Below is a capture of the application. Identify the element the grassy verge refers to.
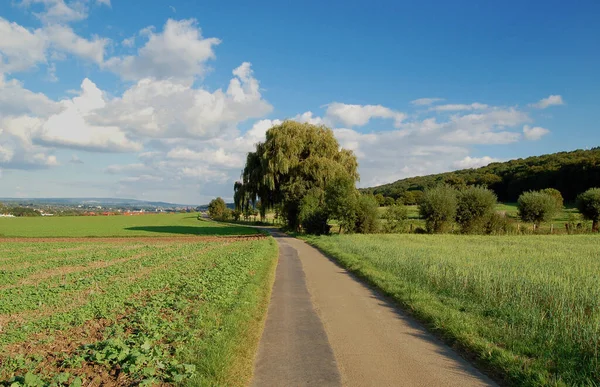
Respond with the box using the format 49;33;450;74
301;234;600;386
0;236;278;386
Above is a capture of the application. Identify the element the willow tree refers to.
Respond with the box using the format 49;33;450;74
238;121;359;231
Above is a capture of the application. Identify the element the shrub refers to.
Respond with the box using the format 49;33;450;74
374;193;385;207
517;191;560;226
382;205;408;233
484;212;516;235
208;197;227;220
354;195;380;233
577;188;600;232
419;185;457;233
383;197;396;207
325;175;358;233
299;189;330;235
231;210;242;221
541;188;564;209
456;186;497;233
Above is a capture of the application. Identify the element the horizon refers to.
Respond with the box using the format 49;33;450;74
1;1;599;204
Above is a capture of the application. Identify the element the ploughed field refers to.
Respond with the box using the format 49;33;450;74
303;233;600;386
0;214;277;386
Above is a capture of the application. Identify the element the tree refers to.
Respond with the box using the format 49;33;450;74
374;193;385;207
383;197;395;207
239;121;358;232
455;186;497;233
325;175;358;233
354;195;380;233
419;185;457;233
577;188;600;232
541;188;564;209
400;191;415;205
299;188;330;235
208;197;227;220
382;205;408;233
517;191;560;226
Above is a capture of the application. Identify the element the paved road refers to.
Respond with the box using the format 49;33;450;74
252;231;497;387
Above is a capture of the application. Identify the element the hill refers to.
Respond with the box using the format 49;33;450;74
362;147;600;202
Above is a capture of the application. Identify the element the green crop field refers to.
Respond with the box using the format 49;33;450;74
0;213;257;238
302;233;600;386
0;216;277;386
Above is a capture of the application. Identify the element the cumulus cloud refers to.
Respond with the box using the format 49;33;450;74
325;103;406;127
104;19;221;81
410;97;444;106
523;125;550;140
530;95;564;109
430;103;489;112
92;62;272;139
0;17;109;74
452;156;501;169
19;0;111;24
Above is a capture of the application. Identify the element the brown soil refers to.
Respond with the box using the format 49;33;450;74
0;235;266;243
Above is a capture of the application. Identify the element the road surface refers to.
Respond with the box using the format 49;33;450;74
252;230;496;387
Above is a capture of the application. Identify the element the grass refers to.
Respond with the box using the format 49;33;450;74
0;217;278;386
302;233;600;386
0;213;257;237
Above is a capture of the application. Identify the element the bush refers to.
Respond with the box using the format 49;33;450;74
354;195;380;233
383;197;395;207
374;193;385;207
456;186;497;233
484;212;516;235
577;188;600;232
325;175;358;233
208;197;228;220
541;188;564;209
517;191;560;226
382;205;408;233
299;189;330;235
419;185;457;233
231;210;242;221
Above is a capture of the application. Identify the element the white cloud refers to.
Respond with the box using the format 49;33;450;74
104;19;221;81
69;154;83;164
93;62;272;139
411;97;444;106
19;0;111;24
0;18;47;73
39;78;142;152
452;156;501;169
325;102;406;127
292;111;323;125
530;95;564;109
430;103;489;112
121;36;135;47
0;74;62;116
523;125;550;140
44;24;108;64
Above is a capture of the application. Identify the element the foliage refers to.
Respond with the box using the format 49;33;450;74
374;193;385;206
576;188;600;232
303;233;600;386
353;195;380;234
238;121;358;232
517;191;560;226
325;175;358;233
383;197;395;206
6;207;41;217
363;147;600;202
540;188;564;209
299;189;330;235
455;186;497;233
382;205;408;233
0;226;277;386
418;185;457;233
208;197;228;220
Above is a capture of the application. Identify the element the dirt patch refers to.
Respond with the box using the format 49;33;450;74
0;235;266;244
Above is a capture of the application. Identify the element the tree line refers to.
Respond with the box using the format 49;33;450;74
362;147;600;202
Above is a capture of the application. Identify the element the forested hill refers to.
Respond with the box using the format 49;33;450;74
362;147;600;202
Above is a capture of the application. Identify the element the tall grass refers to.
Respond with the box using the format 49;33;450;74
303;234;600;386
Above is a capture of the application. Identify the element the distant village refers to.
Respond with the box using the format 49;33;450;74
0;200;206;218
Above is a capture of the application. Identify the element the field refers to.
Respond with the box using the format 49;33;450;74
0;213;256;238
0;214;278;386
302;233;600;386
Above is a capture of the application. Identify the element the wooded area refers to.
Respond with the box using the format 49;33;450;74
363;147;600;202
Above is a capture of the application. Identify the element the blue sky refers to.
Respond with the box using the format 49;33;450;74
0;0;598;204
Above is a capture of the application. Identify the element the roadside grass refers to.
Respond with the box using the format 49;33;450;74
301;233;600;386
0;213;257;237
0;219;278;386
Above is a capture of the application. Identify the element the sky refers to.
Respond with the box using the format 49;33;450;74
0;1;599;205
